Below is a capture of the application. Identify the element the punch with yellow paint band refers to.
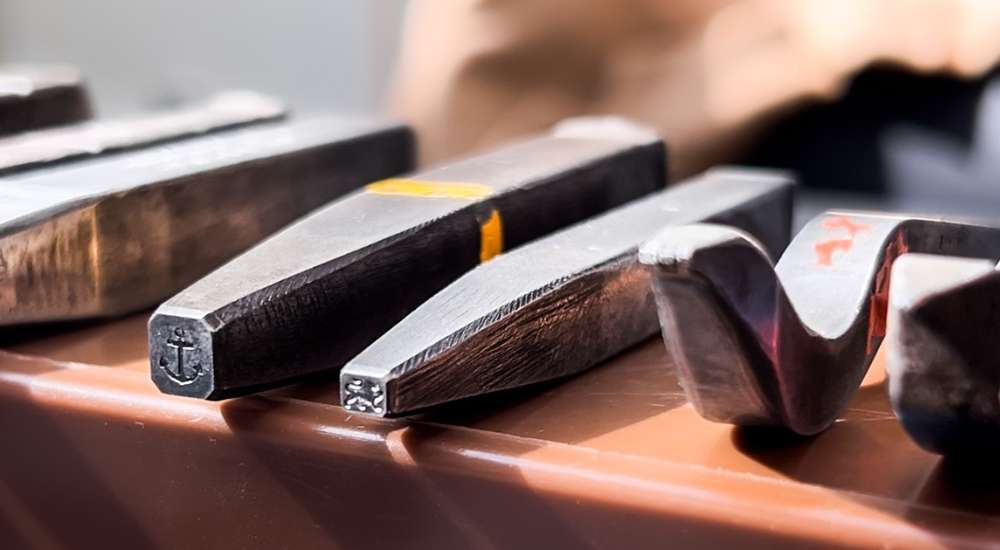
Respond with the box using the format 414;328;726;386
149;116;666;400
365;178;495;200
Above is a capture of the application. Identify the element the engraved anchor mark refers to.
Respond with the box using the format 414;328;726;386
159;327;203;385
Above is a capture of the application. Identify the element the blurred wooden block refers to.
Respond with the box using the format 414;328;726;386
0;64;92;135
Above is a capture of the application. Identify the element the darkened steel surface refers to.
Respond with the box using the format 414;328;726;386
0;116;413;326
887;254;1000;455
0;90;285;174
641;212;1000;435
341;167;793;417
149;118;667;400
0;64;92;135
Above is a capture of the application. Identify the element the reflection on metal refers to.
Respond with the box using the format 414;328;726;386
641;212;1000;435
887;254;1000;455
0;115;413;326
0;64;92;135
149;117;667;400
341;168;794;417
0;90;285;174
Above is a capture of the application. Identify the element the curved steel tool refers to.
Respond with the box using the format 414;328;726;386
0;115;412;325
887;254;1000;454
0;90;285;174
340;167;793;417
640;212;1000;435
0;64;91;135
149;117;666;399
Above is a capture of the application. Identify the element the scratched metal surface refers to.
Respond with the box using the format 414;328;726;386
0;115;413;324
0;90;285;174
149;124;666;399
0;115;397;235
341;168;793;416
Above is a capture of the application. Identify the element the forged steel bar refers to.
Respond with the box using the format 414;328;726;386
640;212;1000;436
0;115;413;325
149;117;667;400
0;90;285;174
0;64;92;135
887;254;1000;455
340;167;794;417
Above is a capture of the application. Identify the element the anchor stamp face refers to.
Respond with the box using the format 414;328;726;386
148;314;214;397
158;327;203;385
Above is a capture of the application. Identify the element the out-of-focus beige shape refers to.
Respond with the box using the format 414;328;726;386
390;0;1000;178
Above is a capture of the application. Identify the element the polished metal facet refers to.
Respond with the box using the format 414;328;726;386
0;115;413;325
341;167;794;417
149;117;667;400
641;212;1000;435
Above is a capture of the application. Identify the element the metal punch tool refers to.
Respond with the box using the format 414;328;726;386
640;212;1000;435
340;167;793;417
887;254;1000;454
0;115;413;326
149;117;667;399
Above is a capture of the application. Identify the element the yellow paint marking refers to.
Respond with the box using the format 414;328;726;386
479;209;504;263
366;178;494;200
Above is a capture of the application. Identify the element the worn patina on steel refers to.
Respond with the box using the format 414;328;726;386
0;64;92;135
0;115;413;326
149;117;667;399
887;254;1000;454
640;212;1000;436
340;168;794;417
0;90;285;174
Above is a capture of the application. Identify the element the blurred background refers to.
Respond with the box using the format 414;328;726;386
7;0;1000;224
0;1;408;115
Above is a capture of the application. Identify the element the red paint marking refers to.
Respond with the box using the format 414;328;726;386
813;216;871;266
866;231;909;355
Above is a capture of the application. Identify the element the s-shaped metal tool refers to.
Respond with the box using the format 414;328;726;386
887;254;1000;454
639;212;1000;435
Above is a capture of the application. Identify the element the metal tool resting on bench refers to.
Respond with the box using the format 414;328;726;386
0;64;92;135
640;212;1000;436
0;90;285;174
149;117;666;400
340;167;793;417
887;255;1000;455
0;115;412;325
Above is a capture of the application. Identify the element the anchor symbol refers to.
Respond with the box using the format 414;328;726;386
158;327;203;384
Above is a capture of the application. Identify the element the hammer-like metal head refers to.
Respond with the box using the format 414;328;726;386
641;211;1000;435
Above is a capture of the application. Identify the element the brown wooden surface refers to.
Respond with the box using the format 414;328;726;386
1;312;999;548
